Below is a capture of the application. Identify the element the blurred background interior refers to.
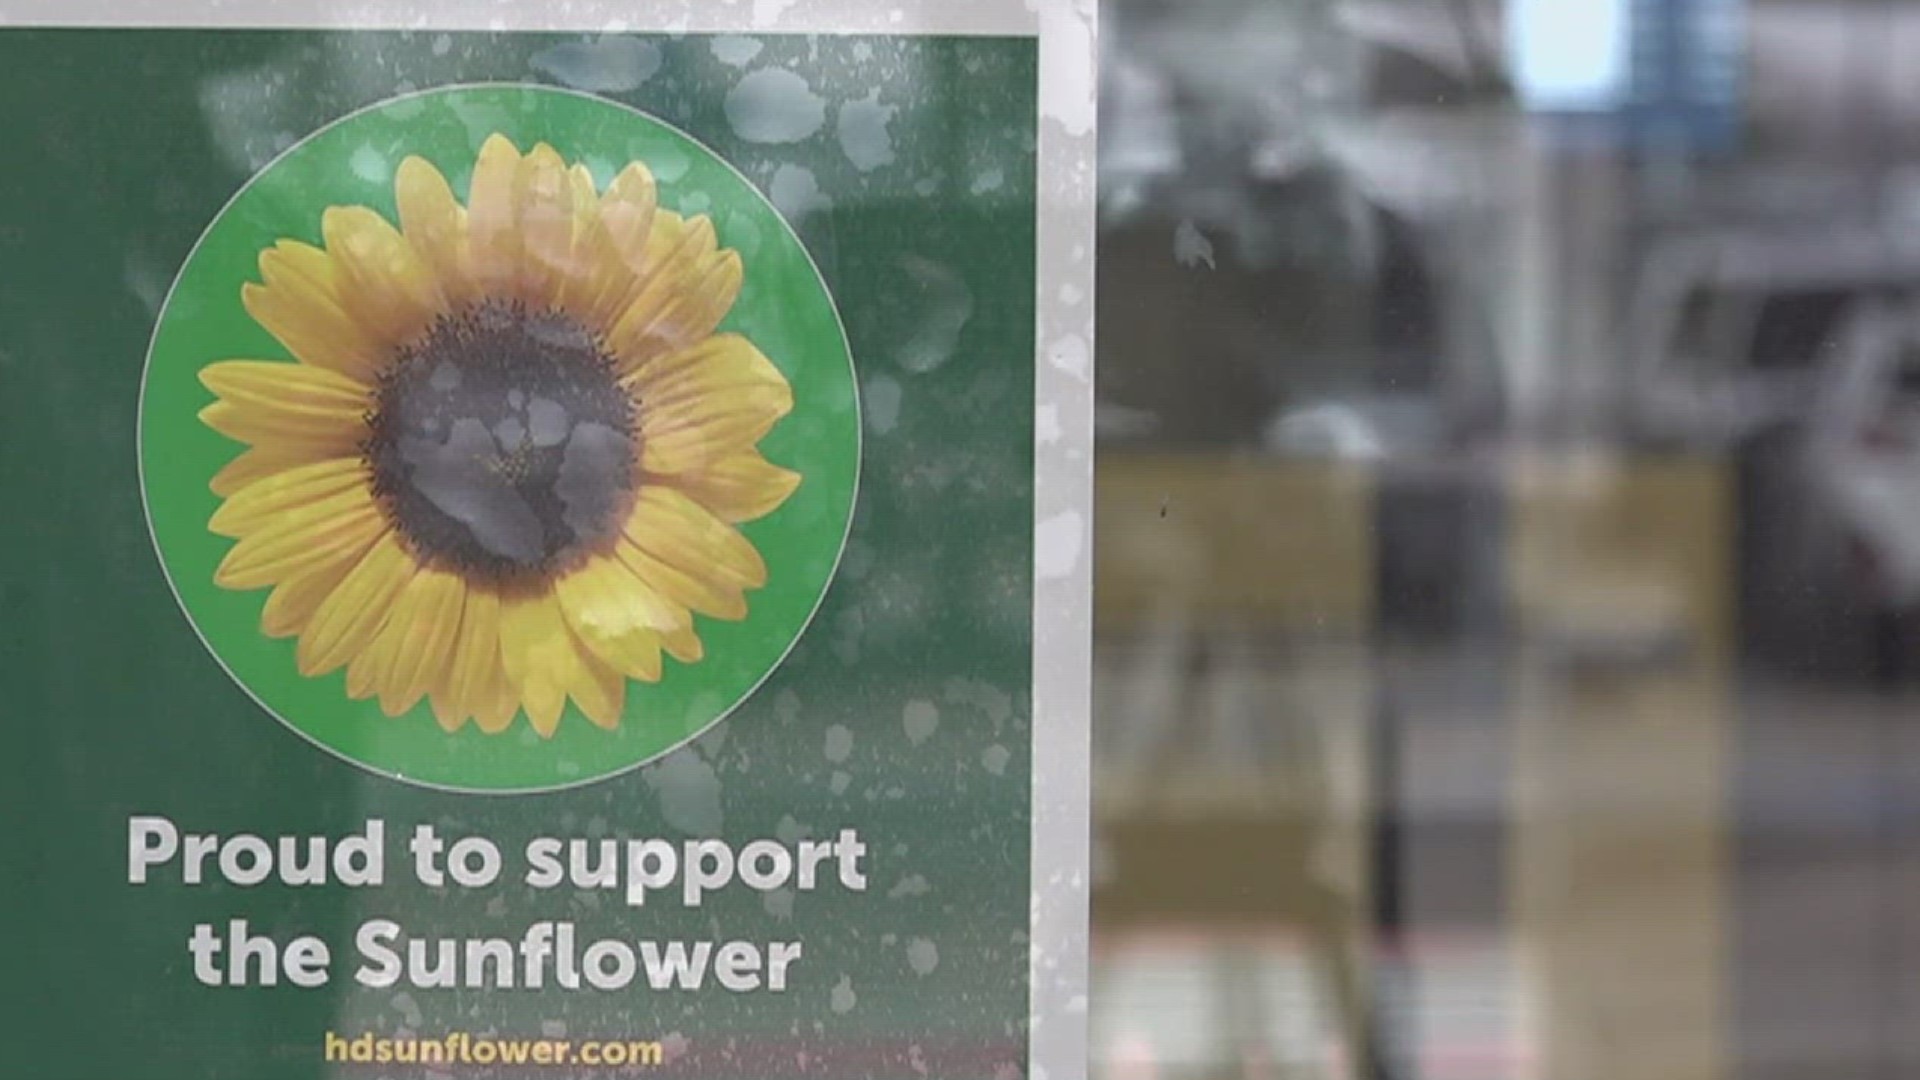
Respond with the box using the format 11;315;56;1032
1088;1;1920;1078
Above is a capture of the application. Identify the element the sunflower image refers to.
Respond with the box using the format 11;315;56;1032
196;134;800;738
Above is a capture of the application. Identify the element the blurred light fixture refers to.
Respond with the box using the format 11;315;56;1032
1506;0;1633;111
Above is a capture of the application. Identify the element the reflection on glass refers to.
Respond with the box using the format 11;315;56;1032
1094;1;1919;1077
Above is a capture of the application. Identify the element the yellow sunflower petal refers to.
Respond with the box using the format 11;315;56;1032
198;358;371;443
642;209;712;269
568;643;627;731
244;244;387;382
434;588;503;733
322;206;442;345
498;592;578;738
603;212;713;337
200;401;366;460
625;486;768;590
568;164;600;226
626;331;789;405
210;445;343;498
210;457;370;537
547;163;607;313
295;532;416;677
655;450;801;523
638;250;743;358
564;162;658;323
467;134;526;295
474;658;521;735
201;357;372;409
605;219;741;366
554;556;674;682
261;545;369;639
365;569;466;717
605;165;664;273
345;639;383;701
395;155;475;307
613;537;748;623
662;624;704;664
214;490;387;590
431;694;469;733
516;143;576;306
631;336;794;476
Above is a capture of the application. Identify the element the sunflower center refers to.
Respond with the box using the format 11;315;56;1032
365;300;639;589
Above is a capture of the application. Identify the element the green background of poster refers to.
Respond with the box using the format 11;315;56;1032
0;30;1036;1079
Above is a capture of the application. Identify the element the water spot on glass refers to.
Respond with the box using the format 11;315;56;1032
830;976;857;1014
971;168;1005;195
197;64;289;174
397;419;544;564
839;539;874;581
774;689;801;723
530;36;661;93
431;34;452;56
524;396;567;447
556;422;628;540
831;608;864;665
824;724;853;763
349;143;388;184
646;144;692;183
982;744;1012;776
837;90;897;173
1048;334;1090;380
660;1033;689;1062
642;750;724;835
768;163;830;224
719;213;765;259
864;375;903;434
751;0;799;27
1036;510;1084;579
775;814;812;843
903;700;939;745
725;69;826;144
829;770;851;795
888;874;931;899
491;415;526;448
906;938;940;975
894;256;974;374
1174;219;1217;269
711;36;763;67
391;991;423;1028
945;677;1013;725
1037;403;1063;445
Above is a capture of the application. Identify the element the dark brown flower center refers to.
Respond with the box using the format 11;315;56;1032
364;300;638;590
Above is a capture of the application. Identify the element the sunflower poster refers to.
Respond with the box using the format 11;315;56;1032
0;4;1094;1078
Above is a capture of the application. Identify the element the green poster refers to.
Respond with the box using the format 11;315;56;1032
1;7;1093;1079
